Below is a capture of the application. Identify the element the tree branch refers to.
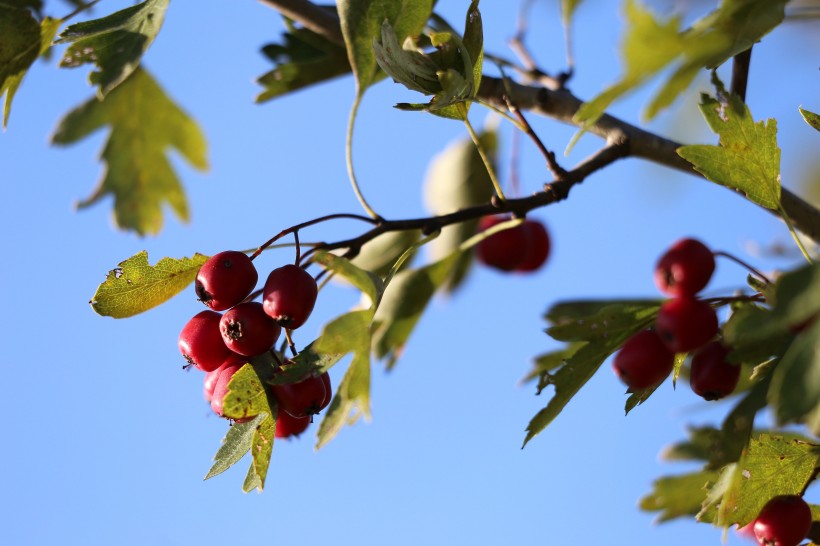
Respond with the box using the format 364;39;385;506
258;0;820;243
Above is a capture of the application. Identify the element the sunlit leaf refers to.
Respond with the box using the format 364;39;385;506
313;251;384;305
204;414;264;480
90;251;208;318
56;0;169;97
640;470;721;523
52;67;208;235
800;107;820;132
348;230;422;278
678;93;781;210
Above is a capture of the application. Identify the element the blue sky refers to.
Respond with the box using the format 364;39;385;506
1;0;818;544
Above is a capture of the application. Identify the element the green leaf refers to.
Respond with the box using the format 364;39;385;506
90;251;208;318
461;0;482;97
337;0;433;95
624;382;660;415
313;251;384;306
271;342;346;386
52;67;208;235
546;301;661;342
700;434;820;527
244;414;276;493
348;230;421;278
800;107;820;132
522;343;583;386
423;129;497;292
204;414;264;480
718;374;772;468
640;470;721;523
770;318;820;426
1;10;59;128
256;24;351;103
561;0;584;26
545;299;661;325
222;363;276;422
372;19;440;95
55;0;169;97
678;93;781;210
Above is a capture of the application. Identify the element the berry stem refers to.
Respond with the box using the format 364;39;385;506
284;329;298;357
463;116;506;202
293;231;301;266
712;251;773;285
346;94;382;220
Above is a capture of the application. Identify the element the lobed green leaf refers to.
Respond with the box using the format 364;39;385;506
640;470;721;523
313;251;384;306
546;301;661;343
90;251;208;318
204;414;264;480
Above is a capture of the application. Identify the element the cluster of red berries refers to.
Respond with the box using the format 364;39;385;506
613;238;740;399
742;494;814;546
178;251;329;438
475;215;551;273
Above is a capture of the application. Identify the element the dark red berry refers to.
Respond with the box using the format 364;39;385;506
210;356;248;418
689;341;740;400
753;495;812;546
516;220;551;272
220;302;282;356
655;297;718;353
275;410;311;439
262;264;318;330
195;251;258;311
475;216;529;271
204;366;222;402
179;310;234;372
612;329;676;390
654;238;715;297
271;373;331;418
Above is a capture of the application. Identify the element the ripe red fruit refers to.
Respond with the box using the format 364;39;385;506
203;367;222;402
475;216;528;271
220;302;282;356
689;341;740;400
271;372;332;418
612;329;676;390
753;495;812;546
275;410;311;439
195;251;258;311
179;310;234;372
516;220;551;272
655;297;718;353
262;264;318;330
209;357;248;418
654;238;715;296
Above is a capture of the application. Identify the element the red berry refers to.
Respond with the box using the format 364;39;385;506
271;372;331;418
654;238;715;297
203;366;222;402
516;220;551;272
209;356;247;418
195;251;258;311
179;310;234;372
220;302;282;356
655;297;718;353
753;495;812;546
475;216;529;271
262;264;318;330
689;341;740;400
612;329;676;390
275;410;311;439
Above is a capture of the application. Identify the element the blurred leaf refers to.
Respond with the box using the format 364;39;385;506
678;93;781;210
561;0;584;26
204;414;264;480
546;301;661;342
55;0;169;97
461;0;482;97
770;319;820;426
256;24;351;103
722;304;792;363
0;9;59;128
800;107;820;132
313;251;384;305
272;342;345;385
640;470;721;523
671;351;687;387
522;343;583;386
718;374;772;468
661;426;727;464
348;229;421;278
52;67;208;235
338;0;433;95
90;251;208;318
545;299;661;325
625;382;660;415
423;128;496;292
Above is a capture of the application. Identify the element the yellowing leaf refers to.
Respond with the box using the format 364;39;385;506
56;0;169;97
90;251;208;318
52;67;208;235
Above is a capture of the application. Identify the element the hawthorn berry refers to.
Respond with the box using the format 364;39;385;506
753;495;813;546
475;216;528;271
654;238;715;297
516;219;551;272
262;264;318;330
612;329;676;390
179;310;234;372
203;366;222;402
220;302;282;356
271;372;331;418
209;356;247;418
195;251;258;311
689;341;740;401
275;410;311;439
655;297;718;353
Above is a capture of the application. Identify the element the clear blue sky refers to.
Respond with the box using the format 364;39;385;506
1;0;817;544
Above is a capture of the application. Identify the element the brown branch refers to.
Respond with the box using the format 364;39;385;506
257;0;820;243
731;47;753;102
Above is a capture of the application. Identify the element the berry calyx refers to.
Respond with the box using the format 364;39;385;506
262;264;318;330
195;251;258;311
220;302;282;356
753;495;812;546
516;219;551;272
654;238;715;297
655;297;718;353
689;341;740;401
179;310;234;372
271;372;332;418
612;329;676;390
275;410;311;439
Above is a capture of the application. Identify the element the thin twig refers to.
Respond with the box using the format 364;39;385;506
713;250;772;285
730;47;753;102
504;93;567;179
